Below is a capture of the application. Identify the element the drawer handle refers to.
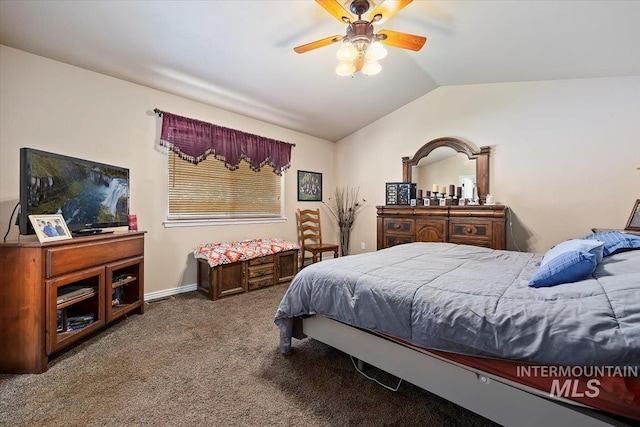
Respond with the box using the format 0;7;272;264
394;224;402;229
465;227;473;234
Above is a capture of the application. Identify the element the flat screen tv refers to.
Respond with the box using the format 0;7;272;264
19;148;130;235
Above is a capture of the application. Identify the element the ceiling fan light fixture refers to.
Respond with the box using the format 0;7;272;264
336;60;356;77
295;0;426;77
336;41;358;61
361;59;381;76
366;41;387;61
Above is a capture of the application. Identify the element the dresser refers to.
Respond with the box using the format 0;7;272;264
377;205;508;250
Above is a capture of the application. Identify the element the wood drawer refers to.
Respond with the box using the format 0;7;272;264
449;220;492;244
248;275;274;291
249;255;274;265
249;263;274;278
385;235;415;247
46;236;144;278
384;218;414;235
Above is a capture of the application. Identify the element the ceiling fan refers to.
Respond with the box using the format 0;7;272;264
294;0;427;76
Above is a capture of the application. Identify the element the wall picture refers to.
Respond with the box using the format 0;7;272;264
625;199;640;231
297;170;322;202
29;214;72;243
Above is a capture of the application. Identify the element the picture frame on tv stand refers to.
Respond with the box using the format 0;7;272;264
28;214;72;243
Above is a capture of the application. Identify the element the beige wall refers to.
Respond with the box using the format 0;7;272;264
337;77;640;254
3;45;639;296
0;46;336;295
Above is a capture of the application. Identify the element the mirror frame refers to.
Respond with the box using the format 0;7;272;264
402;137;490;203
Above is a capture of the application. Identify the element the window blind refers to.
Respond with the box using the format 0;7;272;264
167;152;283;219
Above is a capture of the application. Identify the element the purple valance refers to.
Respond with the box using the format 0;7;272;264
157;110;294;175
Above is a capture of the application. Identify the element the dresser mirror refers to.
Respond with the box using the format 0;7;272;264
402;137;490;203
414;149;476;199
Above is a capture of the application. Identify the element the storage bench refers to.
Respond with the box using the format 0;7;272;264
194;238;299;301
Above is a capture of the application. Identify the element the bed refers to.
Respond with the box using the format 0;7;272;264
274;234;640;426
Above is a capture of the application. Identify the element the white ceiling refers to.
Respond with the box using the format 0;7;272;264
1;0;639;142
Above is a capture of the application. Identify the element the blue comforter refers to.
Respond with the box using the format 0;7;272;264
275;243;640;367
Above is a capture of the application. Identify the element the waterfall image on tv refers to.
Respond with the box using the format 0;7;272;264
20;148;130;234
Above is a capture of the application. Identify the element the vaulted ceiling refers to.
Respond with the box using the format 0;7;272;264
1;1;638;142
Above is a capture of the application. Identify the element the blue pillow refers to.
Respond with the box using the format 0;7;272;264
540;239;605;266
581;232;640;257
529;251;597;288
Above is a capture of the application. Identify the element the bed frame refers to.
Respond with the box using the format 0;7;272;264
300;315;633;427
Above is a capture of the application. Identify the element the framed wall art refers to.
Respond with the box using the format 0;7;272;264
625;199;640;232
29;214;73;243
297;170;322;202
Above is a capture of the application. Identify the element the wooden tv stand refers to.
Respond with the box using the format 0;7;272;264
0;231;145;374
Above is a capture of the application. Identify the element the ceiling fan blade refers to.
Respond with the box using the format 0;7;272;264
316;0;352;24
378;29;426;51
369;0;413;25
294;35;343;54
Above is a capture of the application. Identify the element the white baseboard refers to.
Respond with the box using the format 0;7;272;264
144;283;197;302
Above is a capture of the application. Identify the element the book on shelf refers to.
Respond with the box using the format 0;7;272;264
57;286;94;305
66;314;94;330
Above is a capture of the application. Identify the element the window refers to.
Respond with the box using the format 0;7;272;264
156;109;293;226
167;152;284;224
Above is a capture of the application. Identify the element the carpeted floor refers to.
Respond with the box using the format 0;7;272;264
0;285;497;427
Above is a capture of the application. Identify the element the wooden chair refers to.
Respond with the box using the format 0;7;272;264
297;208;339;267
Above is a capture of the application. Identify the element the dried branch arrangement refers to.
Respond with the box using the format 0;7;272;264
323;187;365;255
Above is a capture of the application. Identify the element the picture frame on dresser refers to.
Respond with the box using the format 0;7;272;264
28;214;72;243
625;199;640;231
385;182;416;205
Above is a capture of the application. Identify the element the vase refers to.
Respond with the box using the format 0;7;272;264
339;225;351;256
